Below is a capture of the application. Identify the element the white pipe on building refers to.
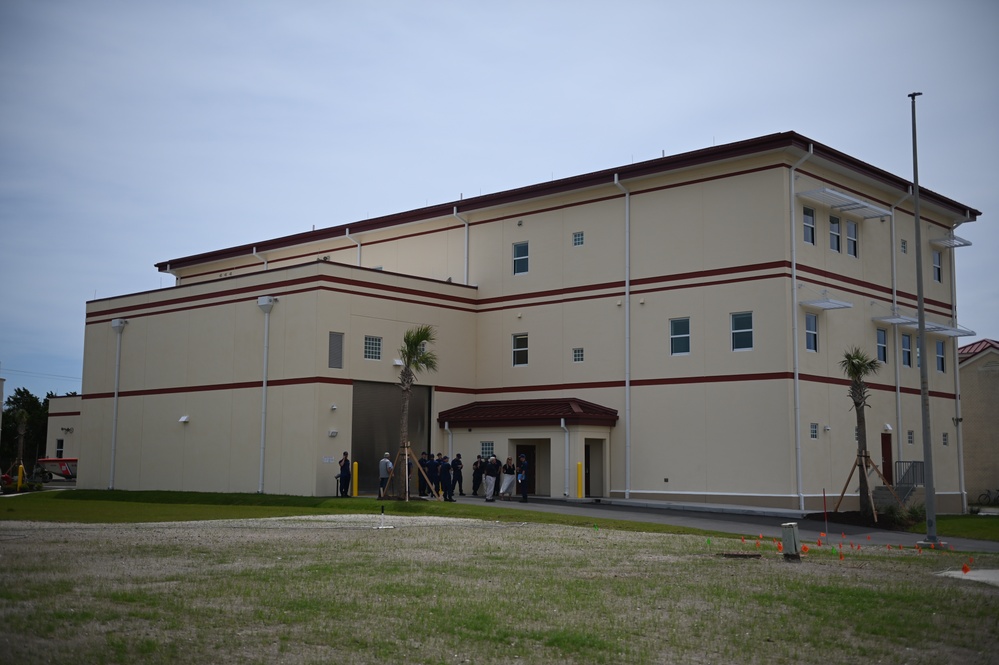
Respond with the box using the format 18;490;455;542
789;145;812;512
453;207;470;285
613;174;632;500
561;417;569;497
444;421;453;458
257;296;277;493
890;192;911;465
108;318;128;490
950;217;969;513
345;228;361;265
252;246;268;270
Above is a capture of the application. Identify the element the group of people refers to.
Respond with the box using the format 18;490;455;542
361;449;529;503
471;453;529;503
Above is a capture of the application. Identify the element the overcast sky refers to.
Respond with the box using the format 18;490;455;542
1;0;996;400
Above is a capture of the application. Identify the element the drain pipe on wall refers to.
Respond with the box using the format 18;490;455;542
252;246;268;270
890;192;911;465
108;318;128;490
345;228;361;265
613;174;632;499
789;145;812;512
453;207;470;284
561;418;569;497
444;421;453;459
257;296;277;494
951;215;973;513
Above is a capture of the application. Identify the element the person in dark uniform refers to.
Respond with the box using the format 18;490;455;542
471;455;484;496
451;453;465;496
418;451;429;497
338;451;351;497
426;453;440;498
440;455;454;501
517;453;529;503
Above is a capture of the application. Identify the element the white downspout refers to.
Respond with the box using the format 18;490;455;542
561;418;569;497
252;246;268;270
453;208;470;285
951;217;970;513
345;228;361;266
890;192;911;465
613;174;632;499
789;145;812;512
108;318;128;490
444;421;453;459
257;296;277;493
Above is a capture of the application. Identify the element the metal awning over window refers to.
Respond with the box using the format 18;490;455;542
871;315;976;337
798;188;891;219
930;236;972;250
800;298;853;311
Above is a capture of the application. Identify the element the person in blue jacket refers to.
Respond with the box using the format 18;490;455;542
517;453;529;503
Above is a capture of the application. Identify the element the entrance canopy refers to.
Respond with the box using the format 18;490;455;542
437;398;618;429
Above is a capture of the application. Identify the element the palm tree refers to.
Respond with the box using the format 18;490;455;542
398;325;439;453
839;346;880;522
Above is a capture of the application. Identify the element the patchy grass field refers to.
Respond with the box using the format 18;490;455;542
1;511;997;665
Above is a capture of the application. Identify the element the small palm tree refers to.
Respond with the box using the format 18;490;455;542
398;325;439;452
840;346;880;522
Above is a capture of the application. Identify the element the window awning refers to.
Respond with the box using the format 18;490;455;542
871;315;976;337
930;236;972;250
800;298;853;311
798;188;891;219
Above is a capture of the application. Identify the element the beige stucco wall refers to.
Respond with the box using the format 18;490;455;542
961;350;999;501
45;394;81;460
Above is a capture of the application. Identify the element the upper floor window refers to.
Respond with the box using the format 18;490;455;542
329;332;345;369
907;430;915;445
805;313;818;352
572;231;584;247
513;334;529;366
901;239;908;254
731;312;753;351
809;423;818;440
572;347;584;363
513;242;529;275
932;251;942;282
942;432;949;447
670;318;690;355
846;221;858;257
364;335;382;360
829;216;841;252
803;207;815;245
936;339;945;372
902;334;912;367
876;328;888;364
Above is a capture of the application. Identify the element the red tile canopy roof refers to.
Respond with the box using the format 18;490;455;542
438;398;618;429
959;339;999;361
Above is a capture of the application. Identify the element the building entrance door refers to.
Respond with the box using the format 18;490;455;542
880;433;893;485
515;445;536;494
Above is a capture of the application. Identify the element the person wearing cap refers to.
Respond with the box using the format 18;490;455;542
378;452;393;499
417;451;429;497
440;455;454;501
338;451;351;497
516;453;529;503
451;453;465;496
483;455;500;502
471;455;484;496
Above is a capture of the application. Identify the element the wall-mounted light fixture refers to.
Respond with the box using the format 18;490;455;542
60;427;74;434
328;429;338;438
823;425;832;432
883;423;892;432
393;359;404;366
179;415;190;424
330;404;337;411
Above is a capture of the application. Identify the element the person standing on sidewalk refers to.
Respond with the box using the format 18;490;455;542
517;453;529;503
451;453;465;496
378;452;393;499
483;456;500;502
338;451;351;497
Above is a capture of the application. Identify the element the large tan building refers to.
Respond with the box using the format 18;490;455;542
958;339;999;504
73;132;981;511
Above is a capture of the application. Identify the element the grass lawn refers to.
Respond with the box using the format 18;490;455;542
1;490;997;664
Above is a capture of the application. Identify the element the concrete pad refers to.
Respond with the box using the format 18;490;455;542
938;568;999;588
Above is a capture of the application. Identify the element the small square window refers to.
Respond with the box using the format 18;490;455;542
513;334;529;366
480;441;494;458
363;335;382;360
829;216;841;252
572;231;584;247
809;423;818;440
907;430;915;445
902;334;912;367
942;432;949;447
731;312;753;351
572;347;584;363
846;221;858;258
670;318;690;355
803;207;815;245
901;239;908;254
876;328;888;364
936;339;945;372
513;242;529;275
805;312;818;352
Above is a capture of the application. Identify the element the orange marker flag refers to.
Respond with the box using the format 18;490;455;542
931;543;935;549
866;535;871;540
816;538;822;547
777;542;783;553
801;544;809;554
888;545;892;550
841;532;846;539
839;552;844;561
755;540;761;548
820;532;826;538
759;533;763;540
970;557;975;564
962;564;970;574
899;545;904;550
741;536;745;543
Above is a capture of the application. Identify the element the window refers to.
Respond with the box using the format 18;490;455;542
942;432;949;447
731;312;753;351
480;441;494;458
846;221;858;257
932;250;942;282
829;216;841;252
572;347;584;362
902;334;912;367
809;423;818;440
363;335;382;360
572;231;584;247
328;332;344;369
805;313;818;352
670;317;690;355
936;340;945;372
56;439;64;458
907;430;915;445
901;239;908;254
803;207;815;244
876;329;888;364
513;334;529;366
513;242;529;275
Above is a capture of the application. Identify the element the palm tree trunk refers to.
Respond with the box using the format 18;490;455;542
855;400;874;521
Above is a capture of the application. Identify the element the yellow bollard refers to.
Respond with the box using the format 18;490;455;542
352;461;358;497
17;464;25;492
576;462;583;499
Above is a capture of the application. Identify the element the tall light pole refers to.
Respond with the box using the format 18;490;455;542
909;92;940;545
